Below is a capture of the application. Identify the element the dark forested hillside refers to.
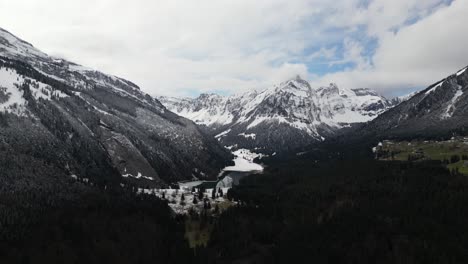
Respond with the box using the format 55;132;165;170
196;157;468;264
0;27;233;187
357;65;468;140
0;27;233;262
4;135;468;264
0;180;194;264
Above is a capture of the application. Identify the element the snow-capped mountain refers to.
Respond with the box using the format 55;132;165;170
0;27;232;186
159;76;396;153
361;65;468;139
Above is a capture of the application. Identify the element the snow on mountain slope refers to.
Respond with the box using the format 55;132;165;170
360;65;468;139
0;66;69;114
223;149;264;172
0;27;232;186
0;67;27;114
159;75;395;153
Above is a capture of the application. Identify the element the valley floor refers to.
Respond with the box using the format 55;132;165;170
223;148;264;172
375;137;468;174
138;148;264;215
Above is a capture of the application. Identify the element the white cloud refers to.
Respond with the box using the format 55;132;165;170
0;0;465;97
0;0;326;96
312;0;468;96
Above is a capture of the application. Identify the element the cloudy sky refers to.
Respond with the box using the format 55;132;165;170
0;0;466;97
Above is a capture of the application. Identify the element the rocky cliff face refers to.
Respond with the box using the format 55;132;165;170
0;27;232;187
159;76;395;153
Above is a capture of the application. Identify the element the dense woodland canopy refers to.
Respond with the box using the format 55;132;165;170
2;135;468;263
201;159;468;263
1;54;468;263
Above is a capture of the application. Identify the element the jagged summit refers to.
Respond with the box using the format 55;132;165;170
279;74;310;88
159;77;396;153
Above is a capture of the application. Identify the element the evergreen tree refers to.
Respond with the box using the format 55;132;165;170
451;155;461;163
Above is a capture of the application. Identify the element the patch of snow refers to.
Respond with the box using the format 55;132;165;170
332;110;375;123
442;87;463;119
223;149;263;172
426;81;443;95
0;67;26;114
139;186;233;215
122;171;154;181
395;91;417;104
224;145;237;150
216;176;234;188
29;81;68;100
456;67;467;76
0;67;69;115
33;67;67;83
238;132;256;139
179;181;205;188
215;129;231;138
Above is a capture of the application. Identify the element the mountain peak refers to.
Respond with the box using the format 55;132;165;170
197;93;224;100
289;75;309;85
294;74;304;81
0;27;47;60
278;75;311;93
161;76;393;153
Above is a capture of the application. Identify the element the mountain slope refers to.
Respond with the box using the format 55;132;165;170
159;76;395;153
362;65;468;139
0;27;232;187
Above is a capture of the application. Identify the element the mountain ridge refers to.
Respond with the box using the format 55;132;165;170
0;27;232;187
361;64;468;139
159;76;398;154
